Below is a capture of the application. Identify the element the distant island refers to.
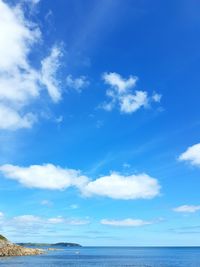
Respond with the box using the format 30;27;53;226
0;234;81;257
17;242;81;247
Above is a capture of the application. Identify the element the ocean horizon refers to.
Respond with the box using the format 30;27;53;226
1;246;200;266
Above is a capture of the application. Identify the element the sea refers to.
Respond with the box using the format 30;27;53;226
1;246;200;267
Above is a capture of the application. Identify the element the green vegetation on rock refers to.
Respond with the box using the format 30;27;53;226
0;235;7;241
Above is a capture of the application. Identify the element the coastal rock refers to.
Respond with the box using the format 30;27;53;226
0;244;43;257
0;235;10;248
0;235;43;257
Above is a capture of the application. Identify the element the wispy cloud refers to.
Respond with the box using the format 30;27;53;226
40;46;62;103
173;205;200;213
0;213;90;240
123;163;131;169
100;218;153;227
12;215;90;226
66;75;89;92
169;225;200;234
70;204;79;210
21;0;40;6
152;92;162;103
41;200;53;207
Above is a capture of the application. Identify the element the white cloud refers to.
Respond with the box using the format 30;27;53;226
0;0;39;71
173;205;200;213
101;72;161;114
103;72;138;94
0;164;160;200
0;0;62;130
152;92;162;103
0;164;88;190
120;91;148;113
101;218;152;227
178;143;200;167
40;46;62;103
83;172;160;200
0;0;40;103
0;212;4;218
0;104;36;130
66;75;89;92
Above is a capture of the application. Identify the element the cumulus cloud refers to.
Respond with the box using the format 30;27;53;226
103;72;138;94
178;143;200;167
173;205;200;213
120;91;148;113
0;0;62;130
66;75;89;92
82;172;160;200
101;72;161;114
0;164;161;200
101;218;152;227
0;164;88;190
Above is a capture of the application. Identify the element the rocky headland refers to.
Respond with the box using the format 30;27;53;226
0;235;44;257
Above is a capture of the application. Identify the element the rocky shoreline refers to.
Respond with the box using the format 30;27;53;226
0;244;44;257
0;235;44;257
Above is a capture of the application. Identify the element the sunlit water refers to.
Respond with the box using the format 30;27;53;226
1;247;200;267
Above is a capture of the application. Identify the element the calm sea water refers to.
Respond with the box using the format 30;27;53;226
1;247;200;267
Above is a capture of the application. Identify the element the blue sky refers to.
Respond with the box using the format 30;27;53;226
0;0;200;246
